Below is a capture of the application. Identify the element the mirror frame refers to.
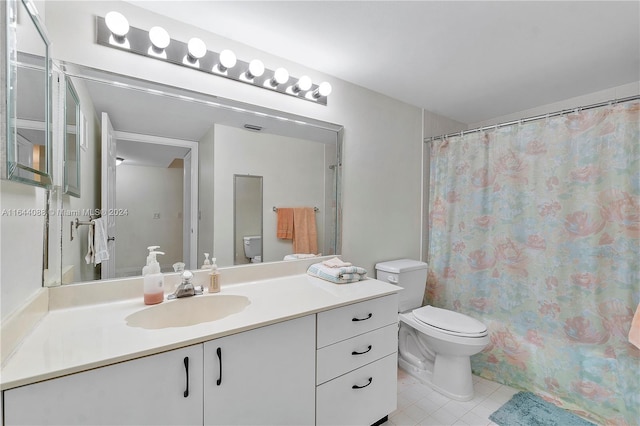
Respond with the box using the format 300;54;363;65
63;76;81;197
2;0;53;188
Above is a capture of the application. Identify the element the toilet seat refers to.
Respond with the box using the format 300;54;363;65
413;305;487;338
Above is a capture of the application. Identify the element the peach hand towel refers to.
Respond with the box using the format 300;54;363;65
629;303;640;349
292;207;318;255
277;208;294;240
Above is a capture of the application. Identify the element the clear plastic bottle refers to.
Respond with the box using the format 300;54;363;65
208;257;220;293
201;253;212;270
143;250;165;305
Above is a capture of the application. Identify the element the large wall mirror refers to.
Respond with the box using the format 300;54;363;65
2;0;52;187
54;62;342;285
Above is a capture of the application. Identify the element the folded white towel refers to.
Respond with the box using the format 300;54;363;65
322;257;352;268
307;263;367;284
93;218;110;265
284;253;320;260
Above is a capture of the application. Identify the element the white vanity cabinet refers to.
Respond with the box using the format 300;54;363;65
315;294;399;426
3;344;204;425
203;315;316;425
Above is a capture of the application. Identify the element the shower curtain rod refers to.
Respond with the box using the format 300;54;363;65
424;94;640;142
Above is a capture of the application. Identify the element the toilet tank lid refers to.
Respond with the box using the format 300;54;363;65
375;259;428;273
414;305;487;335
243;235;261;241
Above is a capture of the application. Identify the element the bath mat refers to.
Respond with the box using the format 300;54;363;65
489;391;595;426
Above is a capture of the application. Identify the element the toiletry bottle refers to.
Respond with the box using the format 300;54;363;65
144;250;165;305
209;257;220;293
202;253;212;269
142;246;161;276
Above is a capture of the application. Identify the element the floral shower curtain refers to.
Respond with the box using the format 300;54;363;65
426;100;639;425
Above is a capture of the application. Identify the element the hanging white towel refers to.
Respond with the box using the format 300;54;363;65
92;218;110;265
84;223;95;265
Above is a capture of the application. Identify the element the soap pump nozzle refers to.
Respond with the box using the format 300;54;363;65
147;251;165;274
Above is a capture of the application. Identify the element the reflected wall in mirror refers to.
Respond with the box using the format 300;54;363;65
2;0;52;187
56;63;342;285
64;76;80;196
234;175;263;265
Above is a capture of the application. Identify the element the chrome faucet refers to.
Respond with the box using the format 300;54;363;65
168;270;203;299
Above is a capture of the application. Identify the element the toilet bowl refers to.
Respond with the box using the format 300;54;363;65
398;306;489;401
375;259;489;402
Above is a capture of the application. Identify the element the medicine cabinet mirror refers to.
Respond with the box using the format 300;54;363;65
64;76;80;196
1;0;52;187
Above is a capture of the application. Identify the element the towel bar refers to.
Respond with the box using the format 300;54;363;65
273;206;319;212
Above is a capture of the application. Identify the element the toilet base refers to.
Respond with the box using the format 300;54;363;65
398;355;475;402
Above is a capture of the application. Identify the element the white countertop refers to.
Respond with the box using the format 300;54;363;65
1;274;399;390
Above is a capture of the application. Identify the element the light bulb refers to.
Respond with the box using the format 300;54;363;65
314;82;332;98
218;49;237;72
295;76;312;92
187;38;207;60
149;26;170;50
105;11;129;38
247;59;265;79
272;67;289;86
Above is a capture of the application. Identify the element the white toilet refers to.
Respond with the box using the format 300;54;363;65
243;235;262;263
376;259;489;402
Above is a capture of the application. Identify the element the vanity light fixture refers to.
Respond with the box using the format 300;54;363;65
312;82;333;99
96;15;331;105
184;37;207;67
291;75;312;94
215;49;237;74
242;59;265;81
105;11;130;48
148;26;170;58
268;67;290;88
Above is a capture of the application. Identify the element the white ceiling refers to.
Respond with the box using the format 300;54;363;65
128;1;640;124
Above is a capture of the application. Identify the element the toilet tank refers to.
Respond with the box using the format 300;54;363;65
375;259;428;312
243;235;262;258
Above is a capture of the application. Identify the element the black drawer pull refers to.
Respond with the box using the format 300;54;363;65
352;313;373;322
352;377;373;389
216;347;222;386
352;345;373;356
183;357;189;397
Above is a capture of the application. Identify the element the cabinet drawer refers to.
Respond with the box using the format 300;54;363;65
316;353;398;426
317;294;398;348
317;323;397;384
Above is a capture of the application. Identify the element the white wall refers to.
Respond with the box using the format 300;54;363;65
470;81;640;128
213;125;327;266
115;164;183;275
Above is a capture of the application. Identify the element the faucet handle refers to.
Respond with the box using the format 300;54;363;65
181;270;193;282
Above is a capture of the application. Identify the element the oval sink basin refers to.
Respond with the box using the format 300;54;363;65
125;295;251;329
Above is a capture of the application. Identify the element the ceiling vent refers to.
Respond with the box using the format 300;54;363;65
243;124;263;132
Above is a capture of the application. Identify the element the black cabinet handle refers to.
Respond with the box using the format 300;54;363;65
352;377;373;389
183;357;189;398
216;347;222;386
352;313;373;322
351;345;373;356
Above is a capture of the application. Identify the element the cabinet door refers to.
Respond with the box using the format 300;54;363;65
203;315;316;426
4;345;203;426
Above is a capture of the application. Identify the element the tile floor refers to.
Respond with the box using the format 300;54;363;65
386;368;519;426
